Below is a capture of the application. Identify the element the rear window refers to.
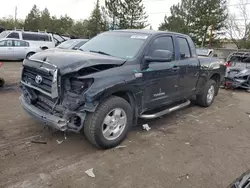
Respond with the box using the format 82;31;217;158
228;54;250;62
0;31;10;38
177;37;191;59
22;33;51;41
228;54;250;68
7;32;20;39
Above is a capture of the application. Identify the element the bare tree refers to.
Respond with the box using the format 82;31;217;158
226;0;250;49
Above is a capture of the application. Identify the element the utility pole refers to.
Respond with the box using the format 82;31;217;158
14;6;17;28
209;24;213;49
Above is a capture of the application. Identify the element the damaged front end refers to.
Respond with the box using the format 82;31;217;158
20;59;96;133
224;67;250;90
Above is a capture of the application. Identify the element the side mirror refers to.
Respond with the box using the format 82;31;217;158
145;49;173;63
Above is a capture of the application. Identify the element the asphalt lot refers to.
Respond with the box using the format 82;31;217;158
1;61;250;188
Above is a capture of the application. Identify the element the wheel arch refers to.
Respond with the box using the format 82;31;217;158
86;87;139;126
210;73;221;84
209;73;221;96
26;51;36;59
108;90;138;126
41;46;48;50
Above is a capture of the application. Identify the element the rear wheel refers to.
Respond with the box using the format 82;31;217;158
83;96;133;149
196;80;216;107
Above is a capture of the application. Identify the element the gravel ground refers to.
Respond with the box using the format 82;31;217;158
0;62;250;188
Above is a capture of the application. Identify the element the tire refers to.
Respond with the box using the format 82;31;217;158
26;52;35;59
84;96;133;149
196;79;216;107
0;77;4;87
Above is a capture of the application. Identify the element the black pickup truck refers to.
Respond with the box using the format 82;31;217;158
20;29;225;149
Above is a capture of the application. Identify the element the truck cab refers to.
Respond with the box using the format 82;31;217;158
20;29;225;149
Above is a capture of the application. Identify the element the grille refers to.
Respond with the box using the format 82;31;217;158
22;67;53;93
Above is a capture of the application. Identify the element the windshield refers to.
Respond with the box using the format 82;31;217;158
57;40;79;49
196;48;210;56
0;31;10;38
73;40;88;49
79;32;149;59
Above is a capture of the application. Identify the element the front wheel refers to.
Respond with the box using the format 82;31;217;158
83;96;133;149
196;79;216;107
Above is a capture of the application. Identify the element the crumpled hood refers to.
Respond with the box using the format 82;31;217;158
25;49;125;75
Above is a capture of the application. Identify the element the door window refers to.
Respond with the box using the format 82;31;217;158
0;40;13;47
14;40;29;47
0;41;6;47
177;37;191;59
7;32;20;39
22;33;50;41
148;36;175;59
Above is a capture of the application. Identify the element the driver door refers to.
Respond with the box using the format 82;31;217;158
0;40;14;60
142;35;180;110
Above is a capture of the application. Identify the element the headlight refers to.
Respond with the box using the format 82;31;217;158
70;78;93;94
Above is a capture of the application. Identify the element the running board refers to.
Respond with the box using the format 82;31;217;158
140;100;191;119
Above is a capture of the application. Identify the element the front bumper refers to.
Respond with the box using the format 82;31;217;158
20;95;68;131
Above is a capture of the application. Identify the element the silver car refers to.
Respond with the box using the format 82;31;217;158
0;38;41;60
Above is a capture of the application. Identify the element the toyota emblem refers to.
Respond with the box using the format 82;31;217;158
35;75;43;84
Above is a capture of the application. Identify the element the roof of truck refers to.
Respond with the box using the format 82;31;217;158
112;29;189;37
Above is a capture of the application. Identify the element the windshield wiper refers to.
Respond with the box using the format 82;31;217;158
89;50;112;56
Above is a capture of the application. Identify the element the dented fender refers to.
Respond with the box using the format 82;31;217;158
78;70;141;113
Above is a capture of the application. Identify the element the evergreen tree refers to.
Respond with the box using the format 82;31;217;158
101;6;110;31
105;0;120;29
119;0;148;29
158;2;191;34
87;0;103;37
39;8;52;31
24;5;41;31
68;20;89;38
58;15;74;34
159;0;228;46
0;17;24;30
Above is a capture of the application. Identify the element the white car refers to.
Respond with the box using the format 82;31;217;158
0;30;55;49
0;38;42;60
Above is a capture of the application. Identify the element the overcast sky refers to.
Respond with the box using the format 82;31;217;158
0;0;247;30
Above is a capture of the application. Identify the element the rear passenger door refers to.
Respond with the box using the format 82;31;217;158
177;37;199;97
13;40;29;59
